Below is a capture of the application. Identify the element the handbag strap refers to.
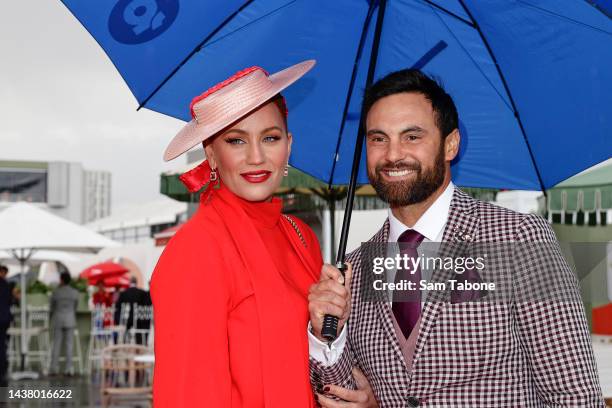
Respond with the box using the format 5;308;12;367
283;215;307;248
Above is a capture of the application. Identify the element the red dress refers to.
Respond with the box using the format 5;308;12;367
151;184;322;407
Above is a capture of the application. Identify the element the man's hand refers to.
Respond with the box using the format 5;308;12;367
316;367;379;407
309;263;353;342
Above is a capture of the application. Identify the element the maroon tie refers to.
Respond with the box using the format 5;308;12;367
392;229;425;338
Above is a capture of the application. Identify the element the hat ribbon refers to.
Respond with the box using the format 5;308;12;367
179;160;215;194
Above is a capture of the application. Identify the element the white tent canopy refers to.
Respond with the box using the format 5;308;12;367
0;201;119;378
0;249;80;264
0;202;119;252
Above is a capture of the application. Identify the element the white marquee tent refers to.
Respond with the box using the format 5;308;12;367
0;202;119;379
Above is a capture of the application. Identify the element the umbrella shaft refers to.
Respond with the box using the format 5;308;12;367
336;0;388;264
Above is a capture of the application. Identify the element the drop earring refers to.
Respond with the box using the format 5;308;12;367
284;165;289;177
210;168;218;182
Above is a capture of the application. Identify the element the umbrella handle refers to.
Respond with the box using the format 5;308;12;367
321;262;348;342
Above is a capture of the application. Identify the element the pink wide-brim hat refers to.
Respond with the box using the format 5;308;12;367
164;59;316;161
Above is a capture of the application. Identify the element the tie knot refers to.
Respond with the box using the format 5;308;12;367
398;229;425;245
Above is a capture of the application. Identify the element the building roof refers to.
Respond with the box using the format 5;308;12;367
555;159;612;188
86;196;187;232
547;159;612;211
0;160;48;170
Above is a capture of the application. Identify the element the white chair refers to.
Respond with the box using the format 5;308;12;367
7;326;46;373
87;305;119;373
127;305;153;346
26;306;50;374
7;306;44;373
109;303;131;345
100;344;153;407
7;328;21;372
9;305;19;326
117;304;131;326
7;306;20;371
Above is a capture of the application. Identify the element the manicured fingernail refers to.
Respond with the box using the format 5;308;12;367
323;386;330;392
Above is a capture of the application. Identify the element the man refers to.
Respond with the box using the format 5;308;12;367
0;265;11;386
308;69;604;407
49;272;79;376
114;277;149;344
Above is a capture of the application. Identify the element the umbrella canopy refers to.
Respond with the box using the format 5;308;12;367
59;0;611;344
0;202;119;252
101;273;131;289
59;0;612;191
80;261;129;283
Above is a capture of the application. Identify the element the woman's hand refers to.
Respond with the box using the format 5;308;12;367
316;367;379;408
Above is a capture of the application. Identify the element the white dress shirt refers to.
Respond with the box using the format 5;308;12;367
309;182;455;365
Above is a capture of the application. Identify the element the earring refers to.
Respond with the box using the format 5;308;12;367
210;168;218;182
284;165;289;177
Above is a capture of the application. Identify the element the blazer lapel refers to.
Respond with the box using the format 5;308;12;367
411;188;480;372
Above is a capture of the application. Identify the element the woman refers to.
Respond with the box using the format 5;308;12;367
151;60;322;407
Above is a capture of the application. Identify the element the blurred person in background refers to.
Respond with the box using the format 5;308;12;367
113;276;146;330
8;281;19;306
111;284;122;305
91;281;113;328
0;265;11;386
92;281;112;307
141;280;152;306
49;272;79;376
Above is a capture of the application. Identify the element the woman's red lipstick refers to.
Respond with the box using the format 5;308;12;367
240;170;272;183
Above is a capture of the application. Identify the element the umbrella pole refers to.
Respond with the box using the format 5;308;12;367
20;252;26;371
11;248;39;380
335;0;388;265
329;194;336;263
322;0;389;343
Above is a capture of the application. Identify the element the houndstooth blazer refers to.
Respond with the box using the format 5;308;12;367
310;188;604;407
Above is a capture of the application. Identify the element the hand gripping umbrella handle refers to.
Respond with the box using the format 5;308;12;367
321;262;348;342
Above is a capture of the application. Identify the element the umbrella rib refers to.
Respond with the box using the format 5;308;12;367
137;0;256;111
418;0;476;28
457;0;548;193
327;2;378;188
519;0;612;35
426;5;514;113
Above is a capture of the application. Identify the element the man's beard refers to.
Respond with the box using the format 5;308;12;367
368;144;446;207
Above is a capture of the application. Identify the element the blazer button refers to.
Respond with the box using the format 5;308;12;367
406;396;420;407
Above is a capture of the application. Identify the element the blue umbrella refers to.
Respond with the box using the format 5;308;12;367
60;0;612;255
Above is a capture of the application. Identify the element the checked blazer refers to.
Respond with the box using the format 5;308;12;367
310;188;604;407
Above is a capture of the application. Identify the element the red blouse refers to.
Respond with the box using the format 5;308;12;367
151;184;322;407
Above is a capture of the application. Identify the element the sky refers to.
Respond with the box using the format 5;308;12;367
0;1;186;210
